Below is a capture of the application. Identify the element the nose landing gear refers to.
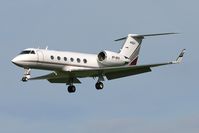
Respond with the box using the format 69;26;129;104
22;68;31;82
22;77;29;82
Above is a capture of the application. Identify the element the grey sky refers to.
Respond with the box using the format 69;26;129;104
0;0;198;133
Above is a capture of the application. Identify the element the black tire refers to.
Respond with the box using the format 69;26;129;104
68;85;76;93
22;77;28;82
95;82;104;90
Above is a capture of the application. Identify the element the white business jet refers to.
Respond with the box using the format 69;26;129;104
12;33;185;93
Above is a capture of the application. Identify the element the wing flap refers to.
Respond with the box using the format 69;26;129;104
48;77;81;84
105;67;151;80
29;72;57;80
29;72;81;84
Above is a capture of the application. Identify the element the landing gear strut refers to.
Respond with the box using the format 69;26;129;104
67;85;76;93
22;68;31;82
95;82;104;90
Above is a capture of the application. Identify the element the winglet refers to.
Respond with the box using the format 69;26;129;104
172;49;186;64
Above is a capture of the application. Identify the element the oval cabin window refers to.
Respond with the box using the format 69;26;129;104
57;56;61;60
64;57;67;61
83;59;87;63
77;58;81;63
70;58;74;62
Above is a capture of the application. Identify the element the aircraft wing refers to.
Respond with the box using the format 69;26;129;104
30;49;185;82
71;49;185;80
72;62;171;80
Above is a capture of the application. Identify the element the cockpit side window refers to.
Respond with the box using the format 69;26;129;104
30;51;35;54
20;50;35;55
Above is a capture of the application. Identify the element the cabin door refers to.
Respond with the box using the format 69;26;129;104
37;50;44;62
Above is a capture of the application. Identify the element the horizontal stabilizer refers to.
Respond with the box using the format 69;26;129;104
139;32;178;37
115;32;178;41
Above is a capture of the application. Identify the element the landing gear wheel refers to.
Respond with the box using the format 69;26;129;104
67;85;76;93
21;68;31;82
22;77;28;82
95;82;104;90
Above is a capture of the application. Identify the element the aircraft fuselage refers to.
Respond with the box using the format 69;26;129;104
12;48;102;71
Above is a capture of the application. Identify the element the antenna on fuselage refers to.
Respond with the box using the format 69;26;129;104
45;46;48;50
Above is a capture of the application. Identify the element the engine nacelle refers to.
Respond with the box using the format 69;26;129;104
97;50;130;66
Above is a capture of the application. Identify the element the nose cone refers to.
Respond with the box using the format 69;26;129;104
12;56;20;66
12;54;38;68
11;55;27;67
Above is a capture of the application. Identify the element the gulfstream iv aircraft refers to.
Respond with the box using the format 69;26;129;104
12;33;185;93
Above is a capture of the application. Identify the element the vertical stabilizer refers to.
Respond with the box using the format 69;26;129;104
115;33;178;65
118;34;143;65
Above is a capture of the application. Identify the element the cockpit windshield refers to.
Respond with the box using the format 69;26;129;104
20;50;35;55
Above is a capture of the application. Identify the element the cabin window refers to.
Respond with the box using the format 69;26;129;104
70;58;74;62
57;56;61;60
64;57;67;61
83;59;87;63
50;55;54;60
77;58;81;63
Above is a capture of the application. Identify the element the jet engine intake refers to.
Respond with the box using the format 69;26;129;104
97;50;129;66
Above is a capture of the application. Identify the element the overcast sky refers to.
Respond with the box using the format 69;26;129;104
0;0;198;133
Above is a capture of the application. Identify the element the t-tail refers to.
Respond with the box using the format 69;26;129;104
115;33;178;66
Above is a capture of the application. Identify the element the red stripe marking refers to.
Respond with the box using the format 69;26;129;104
129;57;138;65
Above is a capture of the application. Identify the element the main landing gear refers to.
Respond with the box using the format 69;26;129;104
66;78;77;93
95;82;104;90
95;76;104;90
66;78;104;93
66;82;104;93
67;85;76;93
22;68;31;82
